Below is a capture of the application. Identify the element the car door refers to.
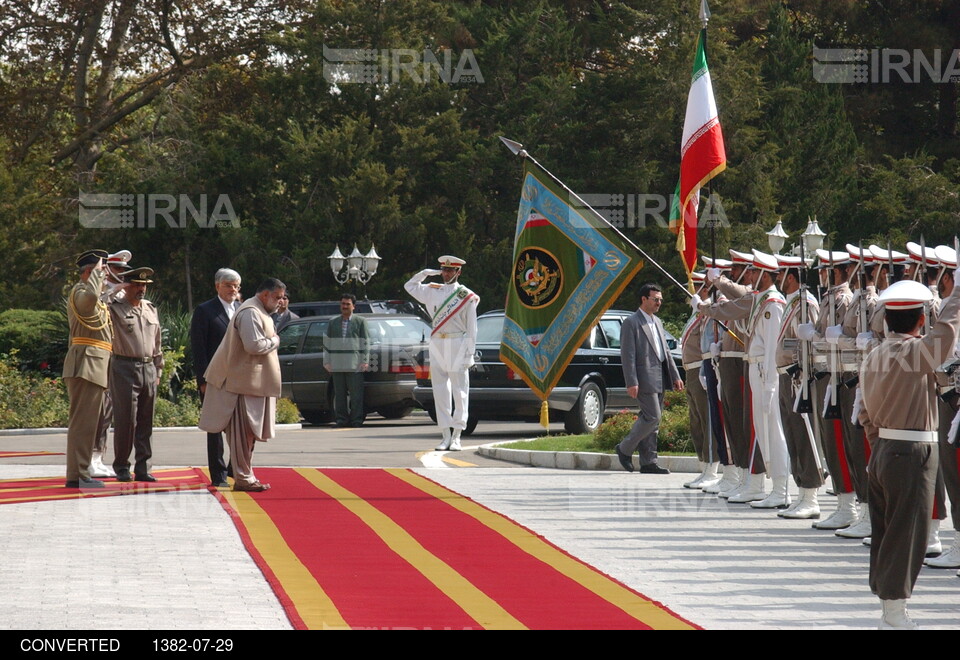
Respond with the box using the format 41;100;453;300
597;316;631;409
290;320;331;408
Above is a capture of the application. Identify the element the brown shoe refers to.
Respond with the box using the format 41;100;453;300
233;481;271;492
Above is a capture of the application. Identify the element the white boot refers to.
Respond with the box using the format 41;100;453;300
751;476;791;509
697;462;722;489
813;492;858;530
705;466;739;494
728;472;766;503
925;520;942;557
925;530;960;568
836;505;872;538
449;429;462;451
781;487;821;519
878;599;919;630
89;451;111;478
435;428;452;451
684;462;707;489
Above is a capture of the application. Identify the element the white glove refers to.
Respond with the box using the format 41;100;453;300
950;409;960;445
824;324;844;345
706;267;721;283
690;294;703;310
856;332;875;351
851;386;863;427
698;368;707;390
955;266;960;287
796;323;817;342
710;342;721;359
423;268;442;277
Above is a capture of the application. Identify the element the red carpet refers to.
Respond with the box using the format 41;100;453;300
214;468;699;630
0;467;209;505
0;450;63;458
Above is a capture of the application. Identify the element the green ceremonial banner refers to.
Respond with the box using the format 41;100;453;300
501;159;645;400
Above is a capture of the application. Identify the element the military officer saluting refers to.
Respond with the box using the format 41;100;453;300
405;255;480;452
63;250;113;489
108;267;164;482
858;271;960;628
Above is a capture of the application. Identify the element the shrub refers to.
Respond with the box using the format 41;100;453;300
592;411;638;451
0;352;70;429
0;309;68;372
153;395;201;427
276;398;301;424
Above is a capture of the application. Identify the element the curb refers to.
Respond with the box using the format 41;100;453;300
0;424;303;437
477;440;701;473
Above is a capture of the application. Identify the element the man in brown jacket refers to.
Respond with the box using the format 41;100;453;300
199;278;285;492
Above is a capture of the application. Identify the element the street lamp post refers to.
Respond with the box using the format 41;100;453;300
766;219;789;254
329;244;381;287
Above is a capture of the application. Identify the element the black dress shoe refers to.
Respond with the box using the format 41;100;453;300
135;473;157;483
640;463;670;475
615;444;635;472
65;477;106;488
115;469;133;482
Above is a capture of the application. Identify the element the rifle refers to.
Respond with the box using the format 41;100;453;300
795;241;814;414
824;247;842;419
843;242;869;390
921;234;931;334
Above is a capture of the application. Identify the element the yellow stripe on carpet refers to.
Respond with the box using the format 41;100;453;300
221;489;349;630
295;468;527;630
390;469;696;630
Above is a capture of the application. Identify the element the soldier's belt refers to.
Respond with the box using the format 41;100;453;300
720;351;744;359
434;331;466;339
70;337;112;352
683;361;703;371
878;428;937;443
745;355;764;364
113;355;153;364
782;338;799;352
700;352;713;360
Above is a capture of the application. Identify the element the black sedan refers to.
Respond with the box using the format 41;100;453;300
278;314;430;425
413;309;683;435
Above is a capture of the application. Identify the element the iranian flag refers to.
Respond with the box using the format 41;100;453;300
672;27;726;282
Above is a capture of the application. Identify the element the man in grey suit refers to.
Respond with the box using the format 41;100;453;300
616;283;684;474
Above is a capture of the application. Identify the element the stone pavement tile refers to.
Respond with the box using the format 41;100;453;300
418;468;960;630
0;465;291;631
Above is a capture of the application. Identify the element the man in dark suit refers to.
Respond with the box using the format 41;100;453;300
323;293;370;427
616;283;684;474
190;268;241;487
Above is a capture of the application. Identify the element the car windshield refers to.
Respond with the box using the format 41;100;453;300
476;316;505;343
367;318;430;343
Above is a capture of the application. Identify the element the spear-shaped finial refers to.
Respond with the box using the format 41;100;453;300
700;0;711;28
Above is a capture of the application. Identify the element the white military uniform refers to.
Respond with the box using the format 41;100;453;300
405;256;479;447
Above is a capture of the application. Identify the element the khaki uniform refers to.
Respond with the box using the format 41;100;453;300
777;289;823;489
810;282;855;495
108;298;163;476
859;287;960;600
63;268;113;482
702;277;761;473
680;311;709;463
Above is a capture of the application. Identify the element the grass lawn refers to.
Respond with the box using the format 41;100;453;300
497;435;693;456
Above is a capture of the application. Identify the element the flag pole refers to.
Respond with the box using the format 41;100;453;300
499;137;694;299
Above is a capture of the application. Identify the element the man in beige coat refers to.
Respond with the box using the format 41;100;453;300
199;278;285;492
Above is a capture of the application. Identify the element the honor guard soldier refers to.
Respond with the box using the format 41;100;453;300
682;272;718;488
926;245;960;569
108;267;163;482
797;249;858;530
63;250;112;489
858;273;960;628
405;255;480;452
774;254;824;519
700;250;764;499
